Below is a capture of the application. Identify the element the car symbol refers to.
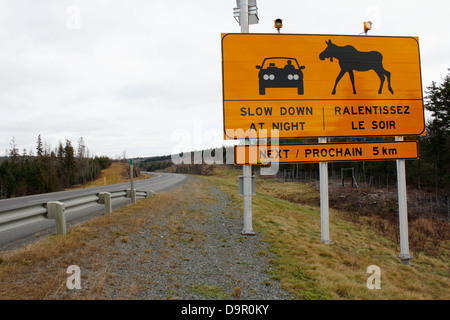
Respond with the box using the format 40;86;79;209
256;57;305;95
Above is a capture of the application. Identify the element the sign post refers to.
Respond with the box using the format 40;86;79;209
238;0;256;235
319;137;331;243
130;159;136;204
396;136;413;265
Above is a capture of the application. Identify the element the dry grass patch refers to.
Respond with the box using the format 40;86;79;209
66;162;152;190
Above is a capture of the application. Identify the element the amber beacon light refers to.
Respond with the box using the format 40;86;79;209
274;18;282;33
363;21;372;35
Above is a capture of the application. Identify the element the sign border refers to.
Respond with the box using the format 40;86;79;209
222;33;425;140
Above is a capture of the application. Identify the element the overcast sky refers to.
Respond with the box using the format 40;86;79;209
0;0;448;159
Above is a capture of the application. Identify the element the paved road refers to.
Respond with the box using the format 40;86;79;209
0;172;187;247
0;172;186;212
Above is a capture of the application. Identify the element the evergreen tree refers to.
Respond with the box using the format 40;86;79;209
77;137;86;159
426;70;450;134
41;151;60;193
423;69;450;195
64;139;78;186
77;137;89;184
9;137;19;160
36;134;44;157
0;159;17;197
56;142;67;187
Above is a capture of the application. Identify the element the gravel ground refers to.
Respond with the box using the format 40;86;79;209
98;182;293;300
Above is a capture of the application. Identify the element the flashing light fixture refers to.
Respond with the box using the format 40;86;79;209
363;21;372;35
275;18;282;33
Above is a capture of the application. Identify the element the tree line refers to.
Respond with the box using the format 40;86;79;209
0;136;111;199
138;155;173;172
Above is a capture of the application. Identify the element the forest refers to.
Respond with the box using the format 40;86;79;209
0;136;111;199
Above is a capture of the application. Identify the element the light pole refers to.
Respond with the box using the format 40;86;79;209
233;0;258;235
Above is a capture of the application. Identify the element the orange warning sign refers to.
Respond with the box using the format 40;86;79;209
222;34;425;139
234;141;419;165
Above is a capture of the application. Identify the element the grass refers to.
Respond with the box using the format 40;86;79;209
0;165;448;300
188;283;229;299
201;166;450;300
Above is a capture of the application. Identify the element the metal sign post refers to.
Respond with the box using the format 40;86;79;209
242;163;255;234
239;0;249;33
240;0;251;235
130;159;136;204
236;0;257;235
396;136;413;265
318;138;332;244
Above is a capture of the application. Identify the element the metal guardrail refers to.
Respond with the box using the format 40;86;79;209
0;189;153;237
64;195;101;215
0;204;48;233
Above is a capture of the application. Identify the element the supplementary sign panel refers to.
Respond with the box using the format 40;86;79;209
222;33;425;139
234;141;419;165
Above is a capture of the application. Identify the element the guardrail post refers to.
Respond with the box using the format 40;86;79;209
98;192;112;214
47;201;66;235
126;189;136;204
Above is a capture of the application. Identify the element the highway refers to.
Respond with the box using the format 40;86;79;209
0;172;187;247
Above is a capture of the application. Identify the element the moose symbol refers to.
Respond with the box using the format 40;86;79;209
319;39;394;95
